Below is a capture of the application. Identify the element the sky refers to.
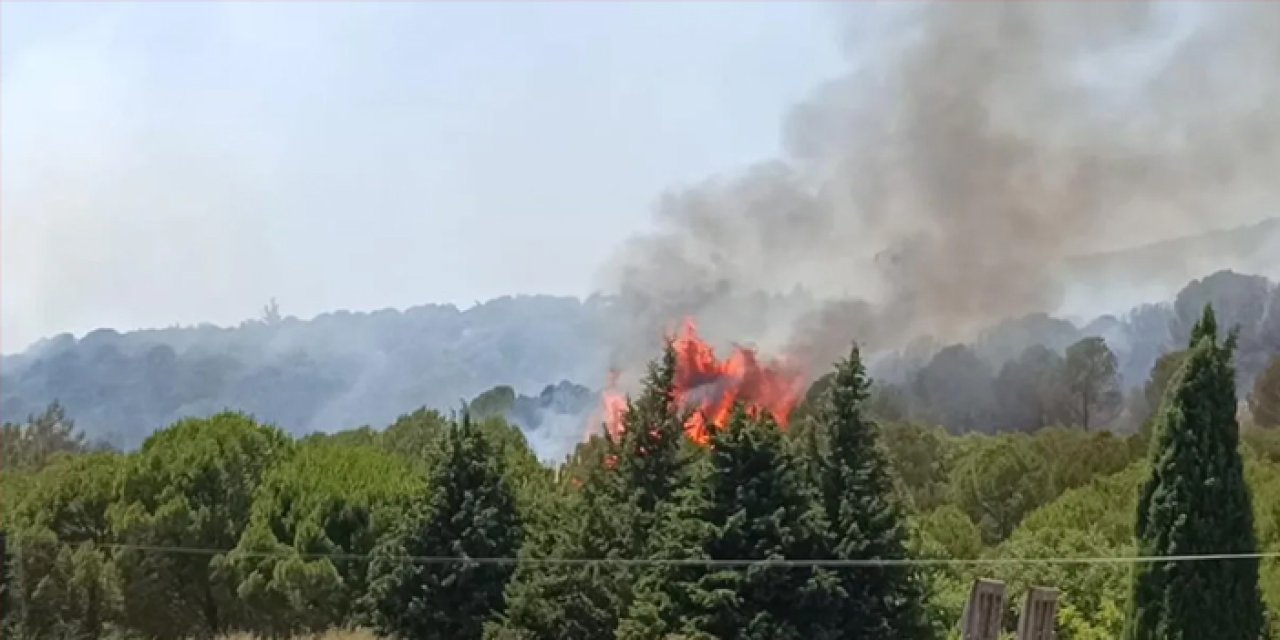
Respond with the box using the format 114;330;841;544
1;2;846;353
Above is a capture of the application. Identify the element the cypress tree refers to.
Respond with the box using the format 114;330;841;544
811;346;930;639
364;413;523;640
1126;305;1265;640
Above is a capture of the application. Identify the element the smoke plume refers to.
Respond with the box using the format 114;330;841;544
603;4;1280;372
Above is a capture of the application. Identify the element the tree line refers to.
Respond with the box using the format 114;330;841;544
2;306;1280;639
6;270;1280;457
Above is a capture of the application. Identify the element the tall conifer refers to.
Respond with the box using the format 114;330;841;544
491;346;688;639
812;346;929;639
1126;306;1265;640
624;407;842;640
365;414;522;640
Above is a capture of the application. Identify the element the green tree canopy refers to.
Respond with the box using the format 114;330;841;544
229;442;422;635
108;412;292;638
912;344;997;432
1133;349;1189;437
1249;354;1280;429
809;346;929;639
469;386;517;421
364;414;523;640
950;435;1053;544
1064;337;1122;431
5;452;125;639
0;402;87;473
1126;306;1265;640
623;407;841;640
994;345;1069;431
491;345;689;640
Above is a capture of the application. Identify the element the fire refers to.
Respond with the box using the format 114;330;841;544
599;318;806;445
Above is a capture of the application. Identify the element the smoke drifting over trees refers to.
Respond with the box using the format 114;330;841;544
7;5;1280;459
606;4;1280;364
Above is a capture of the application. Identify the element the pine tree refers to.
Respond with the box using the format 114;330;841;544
487;446;633;640
608;343;689;556
625;406;843;640
489;345;689;639
365;413;523;640
1126;305;1265;640
811;346;930;639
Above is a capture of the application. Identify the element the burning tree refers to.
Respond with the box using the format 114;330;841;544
600;318;806;445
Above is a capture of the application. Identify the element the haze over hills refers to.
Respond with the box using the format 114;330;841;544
1059;217;1280;318
4;219;1279;459
1080;217;1280;279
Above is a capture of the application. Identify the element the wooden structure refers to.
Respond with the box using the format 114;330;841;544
960;579;1006;640
1016;587;1059;640
959;579;1061;640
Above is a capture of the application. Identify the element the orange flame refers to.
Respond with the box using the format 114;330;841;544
598;318;806;445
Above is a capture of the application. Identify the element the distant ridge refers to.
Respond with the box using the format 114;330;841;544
1065;217;1280;288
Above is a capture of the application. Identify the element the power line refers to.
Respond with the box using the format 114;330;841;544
37;541;1280;568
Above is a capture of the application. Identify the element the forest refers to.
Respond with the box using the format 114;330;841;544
5;268;1280;460
3;301;1280;639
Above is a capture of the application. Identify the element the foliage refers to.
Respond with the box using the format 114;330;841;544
1126;306;1265;640
1137;349;1188;436
995;465;1144;639
993;345;1069;432
364;415;523;640
9;321;1280;638
485;440;626;640
949;435;1054;544
912;345;997;433
1170;271;1275;388
0;402;87;473
808;346;930;638
109;412;292;638
1250;354;1280;429
880;423;953;512
622;407;842;640
469;386;517;421
1063;337;1122;431
490;345;689;640
4;453;126;639
228;443;422;635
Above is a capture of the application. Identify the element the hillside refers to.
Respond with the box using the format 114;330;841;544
4;266;1279;458
1065;217;1280;291
0;295;614;452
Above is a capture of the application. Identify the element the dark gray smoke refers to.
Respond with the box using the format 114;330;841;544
604;4;1280;372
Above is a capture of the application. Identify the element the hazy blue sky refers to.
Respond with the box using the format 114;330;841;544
1;2;846;352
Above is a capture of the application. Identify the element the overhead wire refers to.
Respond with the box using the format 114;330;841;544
31;541;1280;568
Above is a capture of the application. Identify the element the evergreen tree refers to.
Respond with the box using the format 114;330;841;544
1064;337;1123;431
489;346;688;639
487;446;630;640
1126;306;1266;640
811;346;930;639
364;413;523;640
110;412;291;638
624;407;842;640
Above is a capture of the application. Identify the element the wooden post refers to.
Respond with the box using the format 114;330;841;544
1016;587;1059;640
961;578;1006;640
